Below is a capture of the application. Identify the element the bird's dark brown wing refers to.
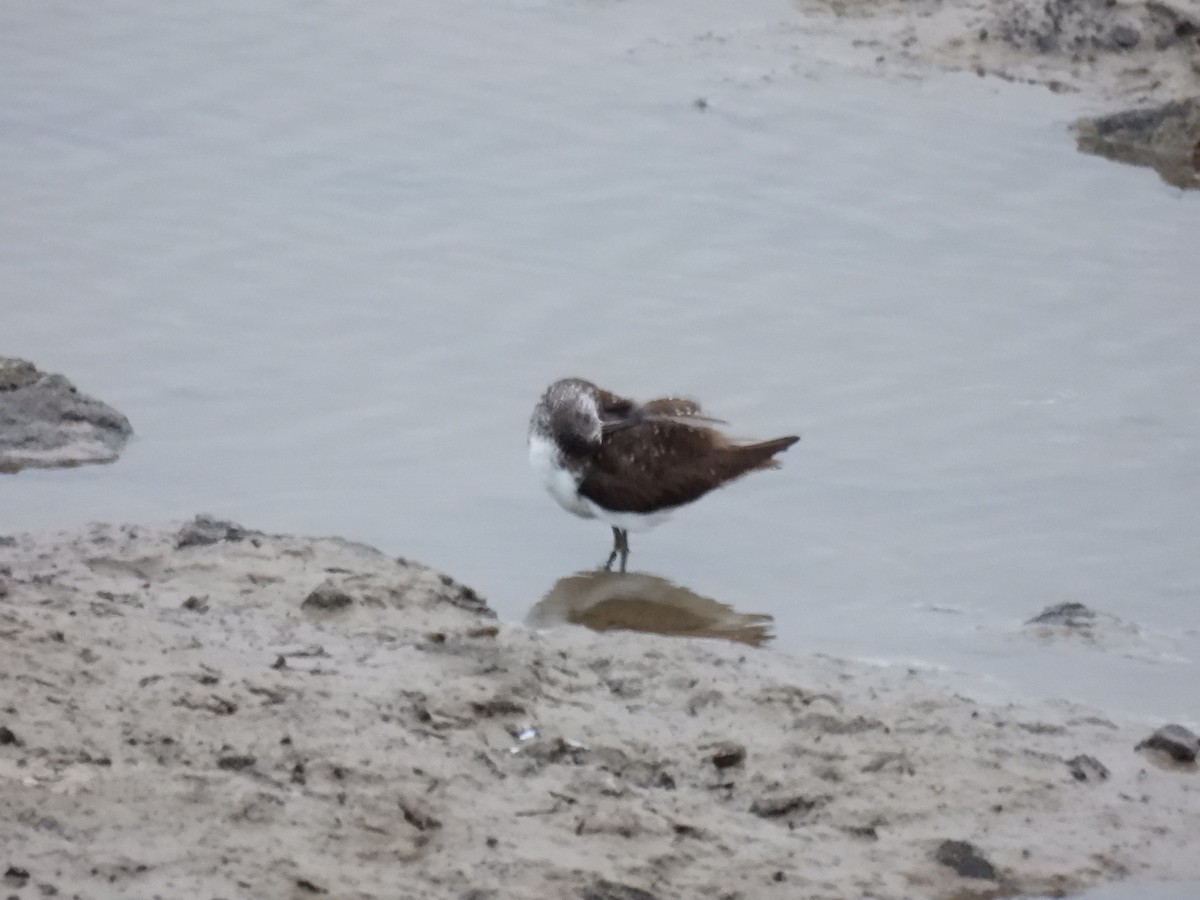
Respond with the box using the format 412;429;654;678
578;419;799;514
641;396;726;426
642;396;703;417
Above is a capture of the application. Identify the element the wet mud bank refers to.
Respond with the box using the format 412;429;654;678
2;519;1198;899
786;0;1200;185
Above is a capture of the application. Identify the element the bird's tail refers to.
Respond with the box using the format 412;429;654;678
739;435;801;470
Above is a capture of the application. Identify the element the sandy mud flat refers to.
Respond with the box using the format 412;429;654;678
2;519;1197;900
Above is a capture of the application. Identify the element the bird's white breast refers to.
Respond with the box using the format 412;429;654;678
528;433;595;519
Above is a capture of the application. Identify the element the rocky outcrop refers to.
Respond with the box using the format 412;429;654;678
1074;96;1200;189
0;357;133;473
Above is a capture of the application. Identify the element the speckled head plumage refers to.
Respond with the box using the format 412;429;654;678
528;377;800;571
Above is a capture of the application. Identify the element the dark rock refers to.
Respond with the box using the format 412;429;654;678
1108;23;1141;47
295;878;328;895
934;840;997;880
398;798;442;832
709;741;746;770
1074;97;1200;190
1067;754;1110;782
0;726;20;746
216;754;256;771
1136;724;1200;763
749;793;825;820
470;697;526;718
175;515;248;549
438;578;493;618
301;581;354;613
580;881;658;900
1026;602;1096;626
3;867;29;886
181;596;209;613
845;823;879;839
0;357;133;473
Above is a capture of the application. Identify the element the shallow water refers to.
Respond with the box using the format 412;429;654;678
3;0;1200;727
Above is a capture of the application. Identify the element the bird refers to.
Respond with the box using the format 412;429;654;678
528;377;800;571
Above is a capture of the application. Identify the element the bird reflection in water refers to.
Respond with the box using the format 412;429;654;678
527;570;773;647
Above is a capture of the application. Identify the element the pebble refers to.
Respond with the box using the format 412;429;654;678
1136;724;1200;763
934;840;996;880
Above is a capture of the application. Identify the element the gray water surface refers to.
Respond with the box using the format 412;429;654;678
3;0;1199;721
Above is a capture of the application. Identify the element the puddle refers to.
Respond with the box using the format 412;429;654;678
2;0;1199;720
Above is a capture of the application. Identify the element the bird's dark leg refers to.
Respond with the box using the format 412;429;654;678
604;526;630;572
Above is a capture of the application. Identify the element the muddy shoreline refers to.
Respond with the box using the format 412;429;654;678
2;519;1197;900
747;0;1200;185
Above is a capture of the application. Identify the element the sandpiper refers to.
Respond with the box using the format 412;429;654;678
528;378;800;571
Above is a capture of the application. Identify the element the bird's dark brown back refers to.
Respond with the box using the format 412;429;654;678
577;421;799;514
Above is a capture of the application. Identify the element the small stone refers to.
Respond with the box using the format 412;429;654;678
0;726;20;746
1026;602;1095;626
301;581;354;613
749;793;822;819
709;741;746;770
934;840;996;880
181;596;209;613
398;798;442;832
175;515;247;549
694;97;708;111
216;754;256;771
580;880;658;900
1067;754;1110;782
2;868;30;889
1136;724;1199;763
1108;24;1140;49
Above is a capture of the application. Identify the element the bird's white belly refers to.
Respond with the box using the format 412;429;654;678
580;500;672;534
528;434;594;519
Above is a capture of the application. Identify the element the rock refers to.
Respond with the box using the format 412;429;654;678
301;581;355;613
1136;724;1200;763
1108;23;1141;48
0;725;21;746
1067;754;1110;782
580;879;658;900
398;797;442;832
216;754;256;771
934;840;997;880
175;515;248;549
749;793;824;820
708;741;746;770
1073;97;1200;190
1026;602;1096;626
0;357;133;473
3;866;30;886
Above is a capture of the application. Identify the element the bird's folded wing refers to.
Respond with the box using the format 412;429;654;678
577;422;737;513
